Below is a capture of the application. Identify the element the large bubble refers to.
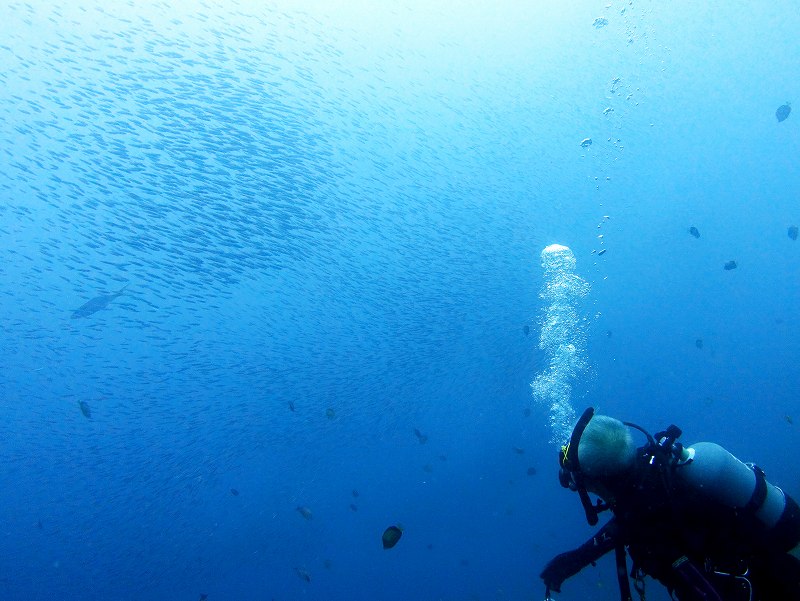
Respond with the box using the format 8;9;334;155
530;244;590;445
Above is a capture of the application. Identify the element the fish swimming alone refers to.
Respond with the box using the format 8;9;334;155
382;525;403;549
776;102;791;122
71;283;129;319
78;400;92;419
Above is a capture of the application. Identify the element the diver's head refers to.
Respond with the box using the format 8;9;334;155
578;415;636;479
559;408;636;500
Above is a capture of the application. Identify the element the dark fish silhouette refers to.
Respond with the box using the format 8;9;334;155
295;567;311;582
526;466;538;476
523;325;530;336
413;428;428;444
78;400;92;419
230;488;239;496
723;260;737;271
689;226;700;238
776;102;791;122
382;525;403;549
296;506;313;520
789;226;798;241
71;284;128;319
351;489;359;498
199;595;208;601
695;339;703;349
349;503;358;512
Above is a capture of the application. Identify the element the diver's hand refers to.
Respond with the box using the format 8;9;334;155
539;549;588;592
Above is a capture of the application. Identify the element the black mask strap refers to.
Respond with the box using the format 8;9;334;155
560;407;601;525
561;406;595;473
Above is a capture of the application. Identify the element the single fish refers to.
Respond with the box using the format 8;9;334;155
295;567;311;582
788;225;798;241
695;339;704;349
296;506;313;520
689;226;700;239
78;400;92;419
382;525;403;549
776;102;791;122
71;283;128;319
723;260;737;271
413;428;428;444
230;488;239;496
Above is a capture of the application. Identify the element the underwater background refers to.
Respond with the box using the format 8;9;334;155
1;1;798;600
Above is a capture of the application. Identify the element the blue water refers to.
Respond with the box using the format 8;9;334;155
1;1;798;599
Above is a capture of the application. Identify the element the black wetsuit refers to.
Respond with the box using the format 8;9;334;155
540;450;800;600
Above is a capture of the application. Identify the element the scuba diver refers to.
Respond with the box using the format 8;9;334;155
539;408;800;600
